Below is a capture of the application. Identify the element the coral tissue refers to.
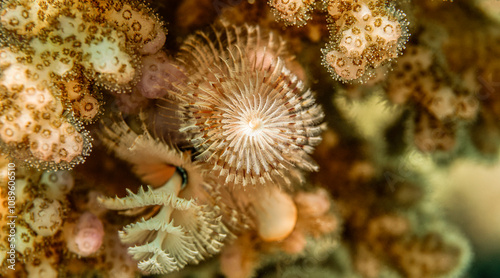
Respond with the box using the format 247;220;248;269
1;1;494;278
0;0;166;169
322;0;409;82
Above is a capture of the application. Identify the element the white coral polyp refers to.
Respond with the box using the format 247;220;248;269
14;223;39;255
73;94;100;121
323;0;408;82
39;170;74;200
84;34;136;84
25;198;63;237
100;171;229;274
269;0;315;26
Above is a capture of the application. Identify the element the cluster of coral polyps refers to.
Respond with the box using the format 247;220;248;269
0;155;139;277
0;166;70;273
322;0;408;82
268;0;317;27
268;0;409;83
0;0;166;168
385;43;479;153
309;130;472;278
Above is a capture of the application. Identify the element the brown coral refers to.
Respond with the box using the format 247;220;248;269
322;0;409;82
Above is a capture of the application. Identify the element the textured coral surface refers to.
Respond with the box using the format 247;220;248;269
1;0;500;278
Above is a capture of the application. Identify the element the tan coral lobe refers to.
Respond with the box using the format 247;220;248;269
322;0;409;83
174;24;324;187
269;0;316;27
0;0;166;169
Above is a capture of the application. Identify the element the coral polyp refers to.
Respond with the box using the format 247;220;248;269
174;24;325;187
268;0;316;27
322;0;409;82
0;0;166;169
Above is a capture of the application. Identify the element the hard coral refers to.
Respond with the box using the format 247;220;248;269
0;56;89;167
0;167;75;272
386;43;479;153
0;0;166;169
269;0;317;27
24;197;64;237
264;0;409;83
173;23;325;187
322;0;409;82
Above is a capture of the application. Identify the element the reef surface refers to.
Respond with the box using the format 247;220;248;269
0;0;499;277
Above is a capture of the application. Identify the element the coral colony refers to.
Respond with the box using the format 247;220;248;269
0;0;498;277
